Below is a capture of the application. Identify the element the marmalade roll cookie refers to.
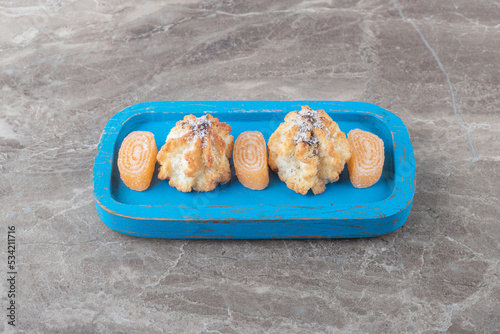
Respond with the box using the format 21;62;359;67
347;129;384;188
268;106;351;195
157;114;234;192
233;131;269;190
117;131;158;191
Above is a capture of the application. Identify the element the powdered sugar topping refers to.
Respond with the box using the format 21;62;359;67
189;115;212;139
293;106;324;145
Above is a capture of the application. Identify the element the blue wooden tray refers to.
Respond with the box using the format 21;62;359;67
93;101;415;239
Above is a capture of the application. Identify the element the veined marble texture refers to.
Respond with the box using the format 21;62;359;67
1;0;499;333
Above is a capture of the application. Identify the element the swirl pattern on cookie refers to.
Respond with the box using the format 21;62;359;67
118;131;158;191
233;131;269;190
347;129;384;189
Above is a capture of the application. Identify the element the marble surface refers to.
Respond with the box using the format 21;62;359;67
1;0;499;333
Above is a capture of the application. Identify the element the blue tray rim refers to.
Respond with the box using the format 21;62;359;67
93;101;415;222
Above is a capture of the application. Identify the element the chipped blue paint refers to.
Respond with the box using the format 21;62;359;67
93;101;415;239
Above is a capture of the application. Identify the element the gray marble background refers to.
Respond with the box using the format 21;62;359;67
1;0;499;333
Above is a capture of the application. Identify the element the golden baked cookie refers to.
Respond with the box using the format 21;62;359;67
157;114;234;192
268;106;351;195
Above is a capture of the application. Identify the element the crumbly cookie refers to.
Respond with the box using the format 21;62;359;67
268;106;351;195
157;114;233;192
